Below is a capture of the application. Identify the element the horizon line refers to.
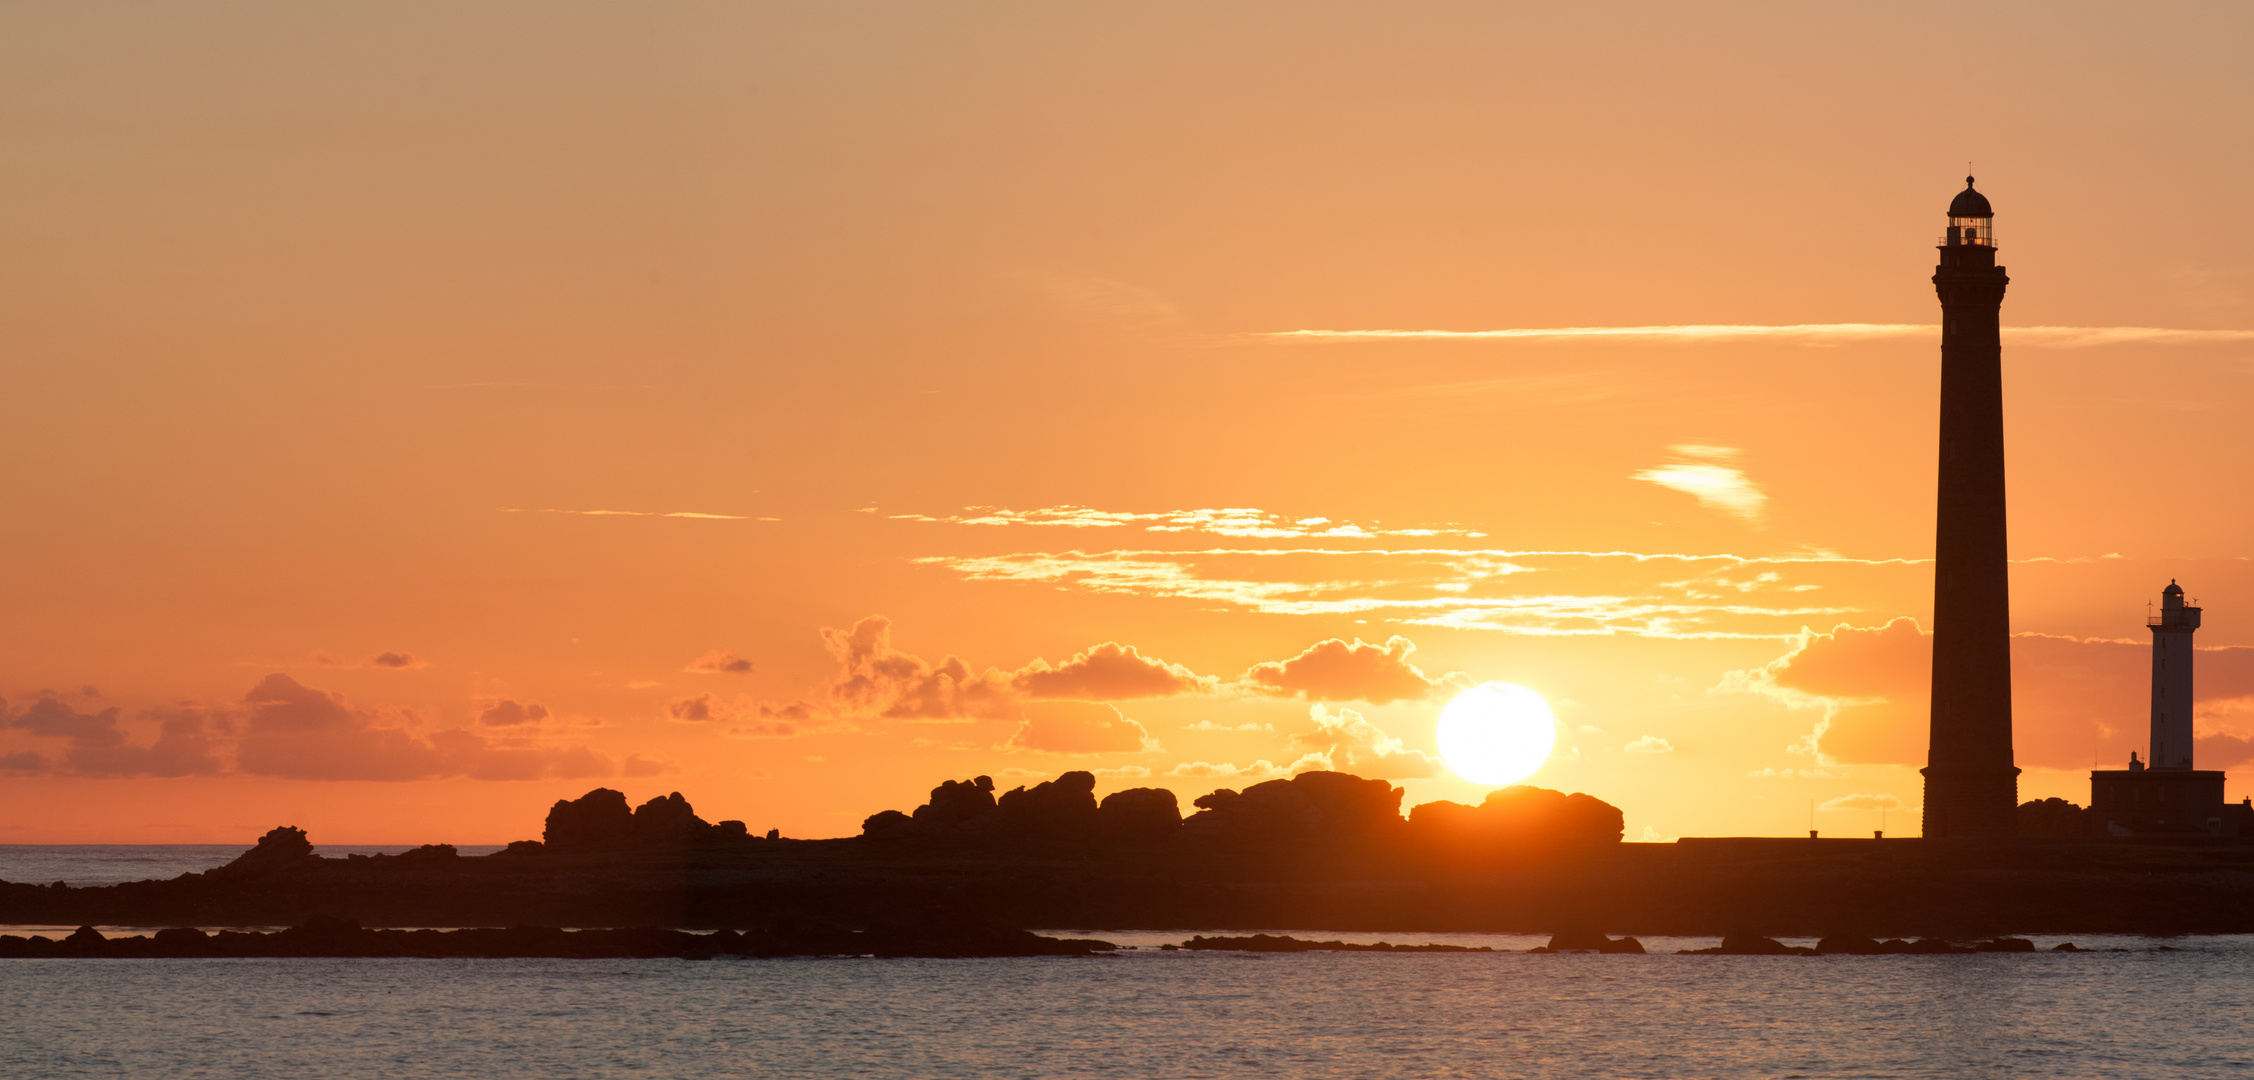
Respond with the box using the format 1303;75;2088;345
1262;324;2254;346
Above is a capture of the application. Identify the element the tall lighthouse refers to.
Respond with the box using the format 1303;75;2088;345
2149;580;2202;770
1921;177;2020;837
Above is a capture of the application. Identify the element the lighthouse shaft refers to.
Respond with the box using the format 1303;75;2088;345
2150;586;2201;770
1921;179;2020;837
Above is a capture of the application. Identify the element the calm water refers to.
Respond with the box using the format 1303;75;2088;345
4;934;2254;1078
6;847;2254;1078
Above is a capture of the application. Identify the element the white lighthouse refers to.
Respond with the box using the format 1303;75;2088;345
2089;582;2242;836
2149;580;2202;770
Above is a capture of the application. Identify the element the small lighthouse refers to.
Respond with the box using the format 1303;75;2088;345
2089;583;2245;836
2149;580;2201;770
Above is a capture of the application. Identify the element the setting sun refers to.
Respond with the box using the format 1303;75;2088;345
1435;683;1559;787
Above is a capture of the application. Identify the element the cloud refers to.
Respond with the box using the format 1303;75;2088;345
1094;765;1153;779
1165;760;1285;780
922;547;1880;638
4;696;224;778
1624;735;1675;754
685;649;755;675
1012;642;1216;700
886;505;1483;539
1821;793;1906;812
0;751;46;775
1243;636;1454;704
821;616;1018;721
369;652;425;669
498;508;770;521
1633;445;1768;525
476;699;551;727
1261;323;2254;347
1006;702;1159;755
1722;620;2254;769
233;674;612;782
1184;720;1274;732
1287;704;1441;779
622;754;679;777
666;693;820;737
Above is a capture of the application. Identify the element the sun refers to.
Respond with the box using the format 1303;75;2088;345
1435;682;1558;787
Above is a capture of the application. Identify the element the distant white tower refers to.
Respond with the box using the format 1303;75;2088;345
2150;580;2202;770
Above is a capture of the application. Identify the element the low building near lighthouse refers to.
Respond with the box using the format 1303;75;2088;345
2088;582;2254;836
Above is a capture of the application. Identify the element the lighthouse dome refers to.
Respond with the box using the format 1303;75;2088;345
1948;177;1993;217
2165;580;2184;597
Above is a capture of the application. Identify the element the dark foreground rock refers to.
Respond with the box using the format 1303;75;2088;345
0;918;1115;959
1175;933;1494;953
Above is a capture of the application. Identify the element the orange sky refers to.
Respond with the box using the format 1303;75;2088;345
4;1;2253;843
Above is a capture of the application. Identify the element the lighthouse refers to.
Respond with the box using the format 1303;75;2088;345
1921;177;2021;837
2088;583;2242;836
2149;580;2201;770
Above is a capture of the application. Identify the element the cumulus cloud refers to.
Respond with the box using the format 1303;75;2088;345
476;699;551;727
1006;702;1159;755
623;754;679;777
1287;704;1441;779
1633;445;1768;525
1011;642;1215;700
1242;636;1456;704
233;674;613;782
1624;735;1675;754
1094;765;1153;779
821;616;1018;721
1165;760;1285;780
4;696;224;778
685;649;754;675
370;652;425;669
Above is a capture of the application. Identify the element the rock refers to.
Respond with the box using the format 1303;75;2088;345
1544;928;1610;952
860;809;918;839
631;792;713;844
1817;934;1885;955
912;776;998;830
1409;787;1626;850
1182;771;1405;841
1977;937;2037;952
543;789;637;853
1098;787;1181;840
1684;933;1814;955
1597;936;1646;954
1179;933;1492;953
397;844;457;861
212;826;319;878
495;840;546;856
2052;942;2082;951
994;772;1101;838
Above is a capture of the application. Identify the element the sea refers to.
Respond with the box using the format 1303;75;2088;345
6;846;2254;1079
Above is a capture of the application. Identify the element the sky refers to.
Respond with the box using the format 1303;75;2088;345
4;0;2253;844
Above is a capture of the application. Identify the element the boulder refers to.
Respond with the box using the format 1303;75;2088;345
1098;787;1182;840
994;772;1100;837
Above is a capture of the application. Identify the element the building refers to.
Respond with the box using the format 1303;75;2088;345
1921;177;2020;837
2088;583;2250;836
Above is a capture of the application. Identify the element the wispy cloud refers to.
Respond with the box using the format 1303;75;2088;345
1263;323;2254;346
1632;444;1768;526
918;547;1878;638
499;508;778;521
884;505;1484;539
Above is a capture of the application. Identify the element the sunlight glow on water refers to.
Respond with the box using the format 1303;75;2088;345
6;938;2254;1078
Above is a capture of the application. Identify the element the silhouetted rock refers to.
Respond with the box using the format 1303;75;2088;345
913;776;998;830
1977;937;2036;952
2018;797;2089;838
1816;934;1886;955
211;826;318;878
1684;933;1815;955
1536;929;1644;953
995;772;1100;838
1409;786;1625;851
1098;787;1182;840
397;844;457;861
496;840;546;857
1183;771;1405;842
860;809;918;840
544;789;637;853
2053;942;2082;951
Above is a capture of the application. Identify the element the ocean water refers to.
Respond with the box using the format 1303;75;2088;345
4;934;2254;1078
0;845;504;887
